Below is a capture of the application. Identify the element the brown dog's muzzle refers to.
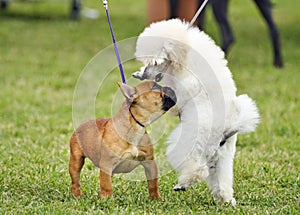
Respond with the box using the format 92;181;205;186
161;86;177;111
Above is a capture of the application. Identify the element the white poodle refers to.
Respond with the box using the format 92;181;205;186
133;19;260;205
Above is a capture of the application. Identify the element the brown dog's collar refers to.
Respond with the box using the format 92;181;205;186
129;107;145;127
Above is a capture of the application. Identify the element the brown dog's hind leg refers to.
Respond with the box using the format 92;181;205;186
99;170;113;198
69;135;85;198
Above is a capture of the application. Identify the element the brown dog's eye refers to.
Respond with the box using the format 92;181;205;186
131;101;137;106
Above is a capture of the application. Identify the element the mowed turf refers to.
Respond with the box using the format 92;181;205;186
0;0;299;214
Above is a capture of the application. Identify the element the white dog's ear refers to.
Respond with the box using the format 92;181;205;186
117;82;137;101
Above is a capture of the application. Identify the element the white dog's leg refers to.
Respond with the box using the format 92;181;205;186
206;135;237;206
173;157;209;191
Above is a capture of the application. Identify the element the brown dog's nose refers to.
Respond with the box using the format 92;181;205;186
163;87;176;102
162;87;177;111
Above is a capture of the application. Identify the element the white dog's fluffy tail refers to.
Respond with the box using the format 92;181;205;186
224;95;260;139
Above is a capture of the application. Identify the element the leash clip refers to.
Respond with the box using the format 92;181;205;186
103;0;108;10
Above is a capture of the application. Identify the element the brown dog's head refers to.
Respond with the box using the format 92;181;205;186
118;81;177;126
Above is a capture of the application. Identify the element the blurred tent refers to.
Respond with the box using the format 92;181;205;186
0;0;81;20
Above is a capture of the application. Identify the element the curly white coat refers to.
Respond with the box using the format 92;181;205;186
133;19;260;205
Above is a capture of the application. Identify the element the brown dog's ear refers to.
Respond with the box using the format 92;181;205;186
117;82;137;101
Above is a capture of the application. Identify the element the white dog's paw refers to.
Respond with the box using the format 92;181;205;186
219;188;236;206
230;198;236;207
173;184;187;191
219;193;236;207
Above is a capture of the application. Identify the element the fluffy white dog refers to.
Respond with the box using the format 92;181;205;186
133;19;260;205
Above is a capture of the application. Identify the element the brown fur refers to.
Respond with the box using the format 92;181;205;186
69;81;176;199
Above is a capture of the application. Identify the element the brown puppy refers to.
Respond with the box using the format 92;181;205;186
69;81;176;199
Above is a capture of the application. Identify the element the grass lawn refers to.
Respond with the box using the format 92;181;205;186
0;0;299;214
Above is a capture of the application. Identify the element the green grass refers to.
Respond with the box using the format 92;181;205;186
0;0;299;214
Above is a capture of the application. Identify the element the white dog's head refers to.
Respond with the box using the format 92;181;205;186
132;57;171;82
133;19;191;82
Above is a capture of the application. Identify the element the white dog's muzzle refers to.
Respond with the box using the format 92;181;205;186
132;59;171;82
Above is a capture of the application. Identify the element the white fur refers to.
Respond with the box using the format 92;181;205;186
134;19;260;205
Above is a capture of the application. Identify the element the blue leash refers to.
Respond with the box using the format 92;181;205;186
102;0;126;84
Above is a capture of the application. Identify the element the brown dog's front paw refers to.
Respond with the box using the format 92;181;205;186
149;192;161;200
137;151;147;161
122;148;147;161
71;184;82;198
100;191;113;199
